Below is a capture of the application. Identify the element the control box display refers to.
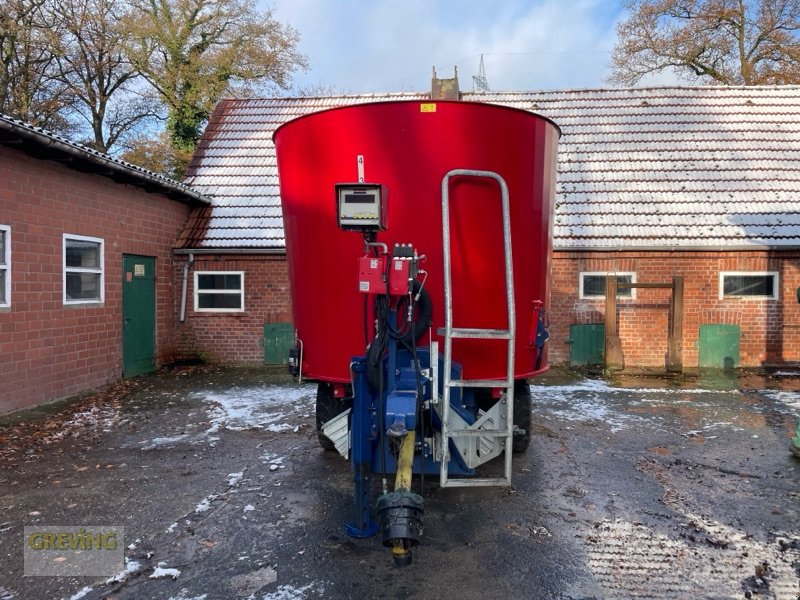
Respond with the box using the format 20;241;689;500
336;184;387;231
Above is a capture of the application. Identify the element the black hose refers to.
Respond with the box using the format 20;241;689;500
395;281;432;347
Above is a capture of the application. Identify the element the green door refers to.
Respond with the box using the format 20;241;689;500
569;324;605;366
698;324;740;368
122;255;156;377
263;322;295;364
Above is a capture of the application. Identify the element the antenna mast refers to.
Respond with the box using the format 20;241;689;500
472;54;490;92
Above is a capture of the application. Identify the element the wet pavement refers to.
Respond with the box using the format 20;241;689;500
0;365;798;600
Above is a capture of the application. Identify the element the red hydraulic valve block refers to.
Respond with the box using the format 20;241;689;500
389;243;418;296
358;255;387;295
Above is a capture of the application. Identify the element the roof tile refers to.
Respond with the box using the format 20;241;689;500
181;86;800;250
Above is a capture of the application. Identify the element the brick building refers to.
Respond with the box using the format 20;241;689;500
180;85;800;370
6;83;798;414
0;115;209;412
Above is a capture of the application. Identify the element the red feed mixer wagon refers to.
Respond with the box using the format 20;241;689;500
274;100;559;566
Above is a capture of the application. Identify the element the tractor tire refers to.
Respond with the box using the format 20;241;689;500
512;379;532;453
315;382;352;451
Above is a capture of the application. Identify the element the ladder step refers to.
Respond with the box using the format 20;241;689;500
448;428;511;438
437;327;512;340
446;379;512;388
441;477;511;488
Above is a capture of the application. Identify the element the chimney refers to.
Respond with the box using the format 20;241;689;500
431;66;460;100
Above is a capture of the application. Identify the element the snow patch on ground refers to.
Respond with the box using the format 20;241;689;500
261;583;319;600
26;404;122;448
261;453;286;472
197;384;315;433
760;389;800;412
195;494;218;513
105;557;142;584
150;563;181;580
166;522;178;533
531;379;748;433
140;434;190;450
68;586;93;600
531;380;642;432
265;423;295;432
227;471;244;487
167;590;207;600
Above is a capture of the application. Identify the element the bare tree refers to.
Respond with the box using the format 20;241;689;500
294;82;345;97
122;0;307;155
610;0;800;85
52;0;157;152
0;0;75;132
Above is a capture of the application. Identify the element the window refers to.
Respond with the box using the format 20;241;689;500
194;271;244;312
719;272;778;299
580;272;636;300
0;225;9;307
63;234;104;304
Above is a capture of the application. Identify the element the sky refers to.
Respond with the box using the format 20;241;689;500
270;0;675;95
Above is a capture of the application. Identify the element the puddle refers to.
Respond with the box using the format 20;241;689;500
530;379;776;435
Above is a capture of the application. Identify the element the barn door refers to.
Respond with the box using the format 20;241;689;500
122;255;156;377
569;323;605;366
263;322;294;364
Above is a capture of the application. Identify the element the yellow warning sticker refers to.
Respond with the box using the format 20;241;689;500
420;103;437;113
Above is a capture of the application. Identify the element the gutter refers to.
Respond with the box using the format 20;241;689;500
554;244;800;253
173;248;287;255
174;245;800;255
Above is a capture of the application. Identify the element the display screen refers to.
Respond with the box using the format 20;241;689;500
336;184;385;230
344;194;375;204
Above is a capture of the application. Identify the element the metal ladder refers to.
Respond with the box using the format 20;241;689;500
439;169;516;488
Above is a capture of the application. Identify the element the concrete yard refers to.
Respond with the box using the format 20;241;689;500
0;365;798;599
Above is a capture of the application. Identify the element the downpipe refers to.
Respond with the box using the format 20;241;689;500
179;253;194;322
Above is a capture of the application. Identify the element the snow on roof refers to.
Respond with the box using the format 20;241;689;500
179;86;800;250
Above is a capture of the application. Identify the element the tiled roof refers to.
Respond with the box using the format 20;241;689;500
0;113;209;205
180;86;800;250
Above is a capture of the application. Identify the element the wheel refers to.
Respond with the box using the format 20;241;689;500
512;379;532;453
315;382;352;451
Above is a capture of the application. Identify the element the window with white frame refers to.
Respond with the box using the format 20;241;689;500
0;225;9;307
194;271;244;312
719;271;778;299
579;272;637;300
63;234;104;304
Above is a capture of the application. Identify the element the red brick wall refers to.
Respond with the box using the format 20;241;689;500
174;254;291;364
549;251;800;368
0;148;191;412
173;249;800;370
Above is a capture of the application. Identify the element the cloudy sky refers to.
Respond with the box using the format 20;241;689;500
270;0;667;95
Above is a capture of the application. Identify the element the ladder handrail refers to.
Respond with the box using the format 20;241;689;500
440;169;516;488
440;169;516;341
